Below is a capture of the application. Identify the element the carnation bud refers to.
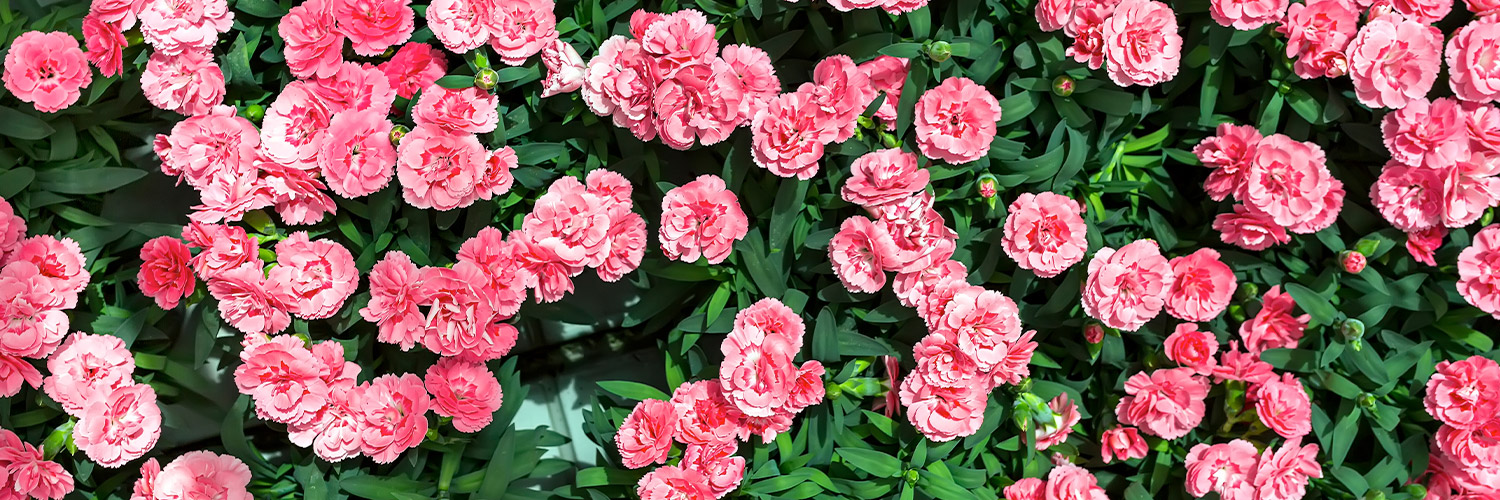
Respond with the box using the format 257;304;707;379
1052;75;1075;97
1361;491;1385;500
1369;1;1395;19
925;41;952;63
1340;250;1366;274
244;104;265;123
1013;377;1034;394
1339;318;1365;351
1358;392;1378;412
904;469;920;485
977;173;999;209
825;382;843;400
1405;484;1427;498
474;68;500;90
1084;323;1104;344
1235;282;1260;303
1484;208;1495;227
1323;53;1349;78
390;125;409;146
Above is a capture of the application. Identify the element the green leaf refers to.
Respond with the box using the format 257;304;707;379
596;380;670;401
436;75;474;89
1283;283;1336;326
233;0;286;17
37;167;146;195
512;143;567;165
812;307;840;362
0;106;55;140
836;448;902;478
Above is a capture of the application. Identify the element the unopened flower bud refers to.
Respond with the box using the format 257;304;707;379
1052;75;1075;97
474;68;500;90
1084;323;1104;344
1405;484;1427;498
390;125;409;146
904;469;920;485
977;174;999;209
244;104;265;123
1236;282;1260;303
1339;318;1365;344
926;41;952;63
1341;250;1366;274
1358;392;1377;412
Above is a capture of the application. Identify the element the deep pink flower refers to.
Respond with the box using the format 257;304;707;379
267;232;357;320
1103;0;1182;87
425;357;503;433
1407;226;1447;266
1065;0;1114;69
1034;394;1081;451
616;399;677;469
829;216;894;294
1238;285;1310;354
1347;15;1443;109
1213;204;1291;251
82;14;126;77
1185;440;1260;500
74;384;162;468
914;77;1000;165
137;0;232;56
378;42;447;99
1082;239;1174;331
333;0;413;56
1166;248;1236;322
682;441;745;499
1164;323;1219;374
910;331;981;390
1253;438;1323;500
1211;341;1277;385
541;39;586;97
360;252;426;350
208;262;293;335
0;355;42;398
281;0;344;79
413;84;500;134
659;174;748;265
1459;224;1500;318
1442;146;1500;228
182;222;257;280
858;56;908;128
351;373;431;464
396;125;488;210
319;108;397;198
1046;463;1109;500
486;0;558;66
843;149;929;209
670;380;739;445
43;333;135;416
234;335;328;426
1383;98;1464;166
1211;0;1288;29
151;451;251;500
1005;478;1045;500
1115;367;1208;439
636;465;714;500
1002;192;1088;278
142;49;226;117
3;31;91;113
0;439;74;500
138;236;195;309
1372;161;1444;232
1100;426;1148;463
1195;123;1262;201
1256;372;1312;439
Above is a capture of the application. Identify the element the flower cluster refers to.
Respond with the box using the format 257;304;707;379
131;452;253;500
46;333;163;468
426;0;557;63
1037;0;1183;87
0;427;74;500
1184;438;1323;500
617;298;824;499
171;228;355;336
0;198;91;396
828;149;958;295
1003;463;1109;500
818;0;929;14
1459;224;1500;318
1420;354;1500;497
399;82;516;210
1195;123;1345;251
579;10;779;150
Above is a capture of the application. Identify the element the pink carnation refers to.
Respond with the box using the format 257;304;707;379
360;251;427;350
130;458;160;500
935;287;1023;372
379;43;447;100
1004;478;1045;500
1082;239;1174;331
1242;134;1334;227
137;0;232;56
1442;145;1500;228
1255;373;1312;439
859;56;908;128
659;174;749;265
541;39;586;97
151;451;252;500
1253;438;1323;500
142;49;225;116
396;125;488;210
914;77;1001;165
1459;224;1500;318
751;91;833;179
1034;394;1081;451
1347;15;1443;109
426;0;488;53
82;14;126;77
1214;204;1291;251
0;438;74;500
1046;463;1109;500
90;0;144;29
1372;161;1444;232
1195;123;1262;201
267;232;357;320
1166;248;1236;322
682;441;745;499
654;59;746;150
319;108;397;198
281;0;344;79
183;222;256;280
1002;192;1088;278
333;0;413;56
1278;0;1359;61
721;44;781;124
1100;426;1148;463
234;335;328;426
162;107;261;190
138;236;196;310
74;384;162;468
425;357;503;433
899;373;987;441
800;55;875;143
1382;97;1463;166
581;36;659;141
0;355;42;398
598;203;647;283
1238;285;1310;354
843;149;929;208
1392;0;1454;23
351;373;431;464
719;303;803;417
636;465;714;500
892;260;967;309
670;380;740;445
1037;0;1076;31
413;84;500;134
1211;0;1288;29
258;82;330;172
1103;0;1182;87
1407;226;1447;266
0;197;24;262
1115;367;1208;440
208;262;293;335
519;175;612;269
306;62;396;115
1212;341;1277;385
262;162;337;226
1426;355;1500;429
43;333;135;416
1065;0;1114;69
1185;440;1260;500
616;398;677;469
2;31;92;113
415;263;505;357
828;216;893;294
871;192;959;273
1163;323;1219;374
486;0;559;65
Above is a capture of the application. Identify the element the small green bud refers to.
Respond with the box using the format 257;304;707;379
244;104;265;123
1052;75;1075;97
390;125;409;147
925;41;952;63
475;68;500;90
1405;484;1427;498
1358;392;1378;412
1236;282;1261;302
1361;491;1385;500
1339;318;1366;344
904;469;920;485
826;382;843;400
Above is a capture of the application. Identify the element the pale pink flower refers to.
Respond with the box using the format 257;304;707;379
486;0;559;66
892;260;967;309
883;0;930;13
1288;178;1344;235
258;82;331;172
182;223;256;280
351;374;430;464
1212;341;1277;385
682;441;744;499
842;148;929;208
1347;15;1443;109
1465;101;1500;155
130;458;160;500
1082;240;1174;331
288;395;361;463
260;162;337;226
0;439;73;500
639;10;716;76
0;197;24;262
1065;0;1114;69
425;357;503;433
4;243;90;310
1046;463;1109;500
1185;440;1260;500
319;108;397;198
333;0;413;56
1256;373;1312;439
1100;426;1148;463
507;231;582;303
1213;204;1291;251
541;39;586;97
1211;0;1288;29
396;126;487;210
1442;146;1500;228
828;0;884;10
1166;248;1235;322
658;175;748;265
151;451;252;500
452;227;527;319
800;55;875;143
1392;0;1453;23
1037;0;1076;31
1383;97;1463;166
1238;285;1310;354
0;259;71;316
1164;323;1219;374
1103;0;1182;87
137;0;233;56
750;92;833;178
280;0;344;79
0;354;42;397
1253;438;1323;500
1407;225;1447;266
1034;394;1081;451
721;44;781;124
670;380;739;445
1372;161;1445;232
1468;0;1500;15
598;206;647;283
82;13;126;77
1278;0;1359;61
1002;192;1088;278
208;262;293;335
829;216;893;294
616;399;677;469
42;333;134;416
306;62;396;115
234;335;328;426
74;384;162;468
520;175;612;268
2;31;92;113
163;107;260;190
1195;123;1262;201
899;373;987;441
1426;355;1500;429
914;77;1000;165
936;287;1023;371
267;232;357;320
142;49;225;117
909;331;981;390
426;0;488;53
636;465;714;500
581;36;659;141
1460;224;1500;318
413;84;500;134
871;192;959;273
858;56;908;128
138;236;195;309
654;61;745;149
1115;367;1208;439
787;361;825;413
1242;134;1334;227
378;42;447;99
1004;478;1045;500
719;303;802;417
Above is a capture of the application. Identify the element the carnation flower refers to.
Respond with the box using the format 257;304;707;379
892;260;968;309
899;373;987;441
207;262;294;335
90;0;144;29
360;251;426;349
520;175;613;269
581;36;659;141
1082;239;1174;331
670;380;740;445
598;205;647;283
1347;15;1443;109
1195;123;1262;201
659;174;749;265
721;44;781;124
616;399;677;468
74;384;162;468
828;216;894;294
234;335;329;426
1213;204;1290;251
1163;323;1219;374
0;354;42;398
2;31;92;113
162;107;261;190
800;55;875;143
682;441;745;499
636;465;715;500
426;0;488;53
1382;98;1463;167
280;0;344;79
1211;0;1288;29
1242;134;1334;227
396;126;488;210
1115;367;1208;439
43;333;136;417
1278;0;1358;62
319;108;397;198
1426;355;1500;429
1165;248;1236;322
1065;0;1114;68
0;438;74;500
1037;0;1076;31
914;77;1000;164
1102;0;1182;87
1459;224;1500;318
267;232;357;320
1100;426;1148;463
1002;192;1088;278
183;223;256;280
0;197;25;262
872;192;959;273
541;39;586;97
138;236;195;309
1256;373;1312;439
720;299;803;418
1212;341;1277;385
842;149;929;209
413;84;500;134
425;357;503;433
1407;226;1447;266
379;42;447;99
751;91;834;179
1005;478;1045;500
151;451;252;500
306;62;396;115
858;56;908;128
935;287;1023;371
1045;463;1109;500
1253;438;1323;500
1238;285;1310;354
416;263;504;357
141;48;226;116
1185;440;1259;500
333;0;413;56
655;59;746;150
138;0;233;56
486;0;559;65
258;82;331;172
1034;394;1081;451
1392;0;1453;22
351;373;431;464
82;14;126;77
1372;161;1445;232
